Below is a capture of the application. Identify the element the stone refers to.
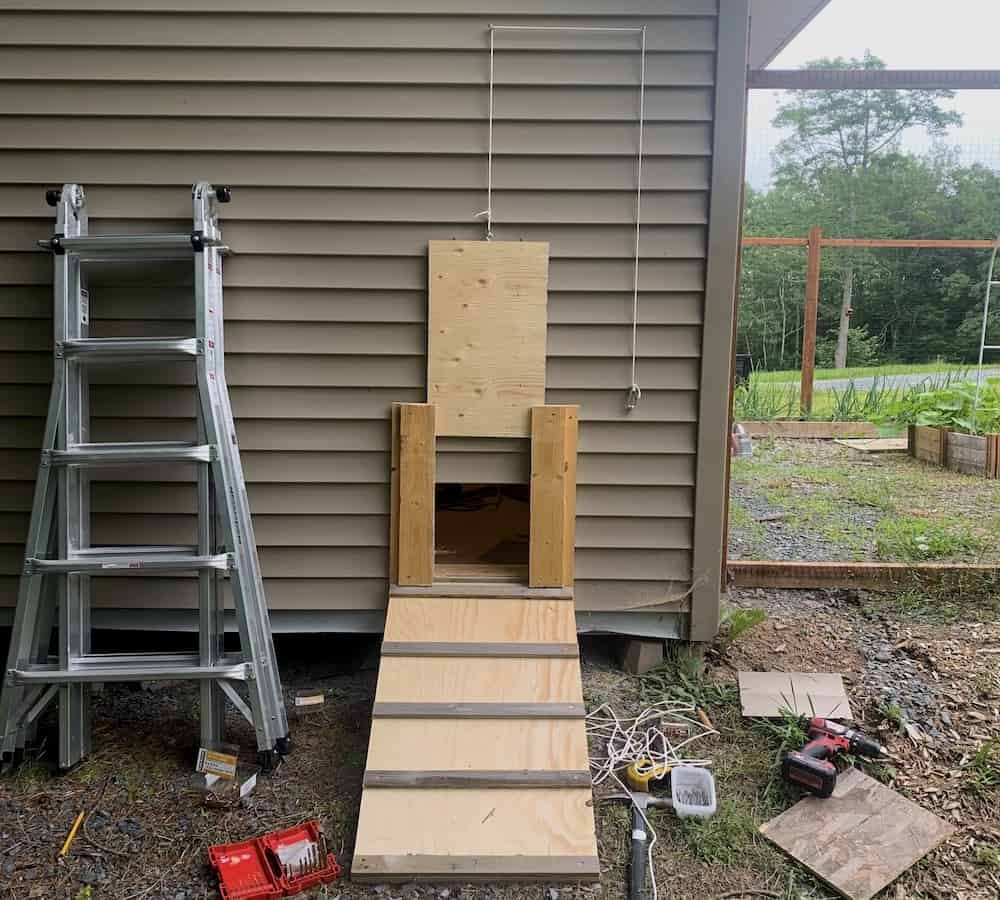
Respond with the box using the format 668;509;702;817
116;818;143;839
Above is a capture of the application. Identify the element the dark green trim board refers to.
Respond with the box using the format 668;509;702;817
690;0;750;641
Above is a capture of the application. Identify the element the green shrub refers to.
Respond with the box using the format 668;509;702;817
815;326;882;369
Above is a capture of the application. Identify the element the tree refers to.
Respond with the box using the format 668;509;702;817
772;52;962;368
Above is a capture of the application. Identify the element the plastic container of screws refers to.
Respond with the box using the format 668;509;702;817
670;765;717;819
262;820;342;895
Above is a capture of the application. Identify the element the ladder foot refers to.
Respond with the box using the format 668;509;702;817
276;734;293;757
257;749;281;773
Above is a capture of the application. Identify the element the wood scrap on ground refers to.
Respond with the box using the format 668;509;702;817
738;671;853;719
760;767;954;900
833;437;908;453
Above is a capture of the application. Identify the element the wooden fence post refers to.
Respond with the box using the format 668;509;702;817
800;226;822;416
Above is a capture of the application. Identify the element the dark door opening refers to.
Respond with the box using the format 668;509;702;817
435;484;530;572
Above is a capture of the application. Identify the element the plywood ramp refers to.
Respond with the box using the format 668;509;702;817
353;591;599;882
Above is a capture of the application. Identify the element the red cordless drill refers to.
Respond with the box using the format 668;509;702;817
782;716;885;798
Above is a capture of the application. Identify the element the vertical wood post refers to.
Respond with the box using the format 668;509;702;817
397;403;435;586
800;226;822;416
529;406;579;588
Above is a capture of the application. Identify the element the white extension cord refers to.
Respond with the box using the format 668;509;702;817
586;702;718;900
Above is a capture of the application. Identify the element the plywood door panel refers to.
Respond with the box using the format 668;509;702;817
364;719;588;771
383;596;576;643
374;657;583;704
427;240;548;437
353;788;597;858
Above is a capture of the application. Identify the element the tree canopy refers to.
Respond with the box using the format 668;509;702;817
740;54;999;371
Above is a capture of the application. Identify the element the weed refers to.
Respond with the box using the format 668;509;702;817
878;701;904;729
75;888;94;900
640;645;737;711
874;515;986;562
717;607;767;656
963;741;1000;798
975;843;1000;868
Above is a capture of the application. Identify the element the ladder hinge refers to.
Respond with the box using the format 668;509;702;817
46;236;65;255
190;230;206;252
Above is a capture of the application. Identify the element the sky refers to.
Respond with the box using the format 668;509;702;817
746;0;1000;188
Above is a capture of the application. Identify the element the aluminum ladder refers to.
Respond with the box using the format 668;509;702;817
973;238;1000;433
0;183;290;770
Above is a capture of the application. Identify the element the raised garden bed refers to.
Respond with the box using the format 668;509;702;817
908;425;1000;478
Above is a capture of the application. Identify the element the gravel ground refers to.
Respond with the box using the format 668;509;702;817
728;438;1000;564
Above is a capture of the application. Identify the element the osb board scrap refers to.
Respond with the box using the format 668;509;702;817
761;767;954;900
427;240;549;438
833;438;908;453
738;671;853;719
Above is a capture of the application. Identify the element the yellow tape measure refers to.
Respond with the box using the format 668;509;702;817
624;759;671;792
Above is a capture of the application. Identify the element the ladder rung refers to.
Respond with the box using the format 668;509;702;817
984;345;1000;351
47;233;219;258
10;653;250;684
27;551;229;574
60;338;199;361
48;442;212;466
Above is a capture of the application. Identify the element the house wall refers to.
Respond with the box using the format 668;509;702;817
0;0;742;635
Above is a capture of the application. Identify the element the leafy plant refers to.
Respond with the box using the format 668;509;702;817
882;379;1000;435
826;376;896;421
734;378;799;421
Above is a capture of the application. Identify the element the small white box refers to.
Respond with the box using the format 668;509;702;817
670;766;717;819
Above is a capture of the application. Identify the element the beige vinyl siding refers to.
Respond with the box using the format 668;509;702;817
0;0;718;617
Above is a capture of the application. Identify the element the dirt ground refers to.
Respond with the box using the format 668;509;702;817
2;579;998;900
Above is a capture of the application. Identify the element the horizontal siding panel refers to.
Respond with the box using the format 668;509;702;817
578;421;697;454
577;485;692;517
91;483;389;515
575;580;690;613
577;453;695;486
0;513;388;547
546;389;698;422
0;152;712;190
0;186;709;225
0;220;706;259
548;358;698;390
548;292;704;325
0;576;391;612
0;83;715;120
548;324;701;358
576;547;690;581
0;418;391;451
0;50;714;87
576;517;691;549
0;14;716;51
0;118;713;157
0;254;705;292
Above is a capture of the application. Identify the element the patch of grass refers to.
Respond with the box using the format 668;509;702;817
871;578;1000;624
717;607;767;658
878;701;904;729
874;515;986;562
12;759;49;794
963;741;1000;799
752;362;976;384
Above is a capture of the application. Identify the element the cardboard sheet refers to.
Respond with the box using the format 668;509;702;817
738;671;853;719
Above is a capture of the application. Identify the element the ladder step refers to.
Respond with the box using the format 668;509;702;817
48;442;212;466
61;337;199;361
984;345;1000;351
10;653;250;685
47;232;217;258
27;550;229;574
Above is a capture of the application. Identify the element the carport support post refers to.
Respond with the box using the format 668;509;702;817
800;226;822;416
